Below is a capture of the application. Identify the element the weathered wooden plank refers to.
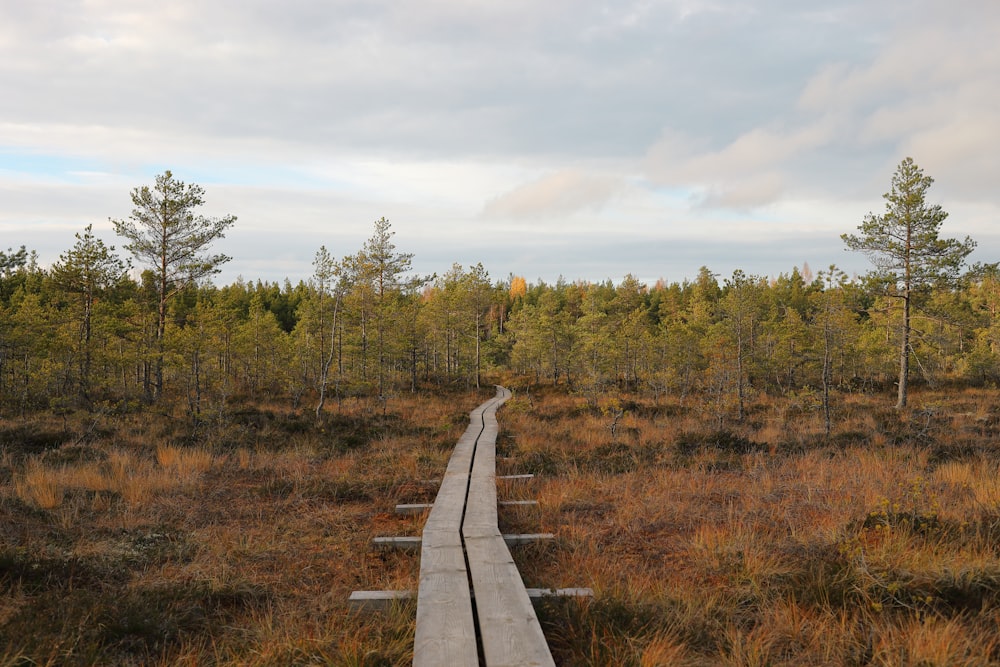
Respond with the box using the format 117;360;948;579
349;586;592;610
347;590;414;611
464;393;500;535
463;475;498;534
525;587;594;599
500;499;538;507
397;500;538;514
464;534;555;667
423;475;469;530
422;473;534;484
413;537;478;667
375;533;553;550
395;503;434;514
501;533;554;546
463;386;555;667
372;536;421;551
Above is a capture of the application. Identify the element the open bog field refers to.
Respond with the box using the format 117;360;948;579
4;384;1000;665
506;386;1000;666
0;392;489;666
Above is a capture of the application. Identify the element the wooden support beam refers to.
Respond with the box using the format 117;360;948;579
526;587;594;599
502;532;555;546
374;533;554;551
419;473;534;485
395;503;433;514
373;536;422;551
349;587;594;612
396;500;538;514
348;590;414;612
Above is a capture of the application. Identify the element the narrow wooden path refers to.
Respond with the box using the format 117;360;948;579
413;386;555;667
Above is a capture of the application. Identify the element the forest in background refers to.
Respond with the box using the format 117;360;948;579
0;161;996;424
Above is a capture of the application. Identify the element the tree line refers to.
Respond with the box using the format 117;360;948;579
1;161;995;424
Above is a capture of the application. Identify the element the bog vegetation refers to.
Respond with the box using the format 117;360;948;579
3;162;1000;664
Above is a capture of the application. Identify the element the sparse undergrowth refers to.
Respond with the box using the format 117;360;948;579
503;385;1000;666
3;384;1000;665
0;391;480;666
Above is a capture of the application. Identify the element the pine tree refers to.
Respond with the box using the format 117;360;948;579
50;225;127;405
112;171;236;401
843;158;975;408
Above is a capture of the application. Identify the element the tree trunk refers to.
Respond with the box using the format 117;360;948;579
81;291;93;406
316;296;340;420
822;318;832;438
475;310;482;390
410;344;417;393
736;326;745;422
897;293;910;409
155;295;166;401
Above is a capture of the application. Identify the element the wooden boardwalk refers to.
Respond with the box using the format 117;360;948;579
413;386;555;667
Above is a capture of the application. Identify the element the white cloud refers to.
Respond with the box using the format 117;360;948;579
483;169;623;220
644;120;836;208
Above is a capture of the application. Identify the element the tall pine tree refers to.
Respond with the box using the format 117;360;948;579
843;158;975;408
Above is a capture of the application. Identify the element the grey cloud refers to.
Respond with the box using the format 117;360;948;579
3;0;1000;288
642;0;1000;213
1;0;883;160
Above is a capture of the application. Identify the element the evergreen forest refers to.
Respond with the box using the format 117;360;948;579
1;176;996;422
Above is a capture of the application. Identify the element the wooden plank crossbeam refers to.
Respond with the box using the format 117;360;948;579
348;587;593;613
396;500;538;514
374;534;554;551
348;590;414;611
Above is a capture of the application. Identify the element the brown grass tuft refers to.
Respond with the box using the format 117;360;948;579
14;461;64;509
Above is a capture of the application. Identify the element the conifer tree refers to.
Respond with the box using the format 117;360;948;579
50;225;127;404
843;158;975;408
112;171;236;401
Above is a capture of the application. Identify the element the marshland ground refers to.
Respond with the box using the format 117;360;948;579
4;383;1000;666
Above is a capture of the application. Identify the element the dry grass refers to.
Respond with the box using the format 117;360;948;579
0;390;481;666
13;460;64;509
4;384;1000;665
502;384;1000;665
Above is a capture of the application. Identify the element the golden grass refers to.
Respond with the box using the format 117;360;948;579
156;443;214;476
504;384;1000;665
639;629;691;667
13;461;63;509
876;615;998;666
5;384;1000;664
0;389;481;666
11;445;223;513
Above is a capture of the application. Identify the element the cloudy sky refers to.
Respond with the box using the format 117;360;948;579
2;0;998;287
